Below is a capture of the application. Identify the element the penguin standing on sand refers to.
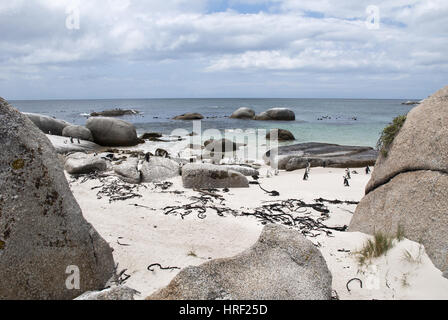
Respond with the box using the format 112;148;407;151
303;170;309;181
365;166;371;174
345;168;351;179
343;175;350;187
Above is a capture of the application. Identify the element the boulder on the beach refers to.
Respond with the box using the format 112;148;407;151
114;157;141;184
266;142;378;170
90;109;139;117
230;107;255;119
62;125;94;142
221;165;259;177
349;86;448;276
173;113;204;120
182;163;249;189
0;98;115;299
46;134;102;154
24;112;71;136
147;224;332;300
204;139;242;153
64;152;107;174
254;108;295;121
86;117;140;147
141;157;180;182
266;128;295;141
75;286;140;300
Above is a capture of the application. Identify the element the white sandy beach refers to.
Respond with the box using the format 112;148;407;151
68;165;448;300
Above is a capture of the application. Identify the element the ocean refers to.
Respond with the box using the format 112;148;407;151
10;98;414;149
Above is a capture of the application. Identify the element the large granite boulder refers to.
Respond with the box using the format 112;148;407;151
46;135;102;154
230;107;255;119
62;125;93;142
266;142;378;170
254;108;295;121
75;286;140;300
141;157;180;182
349;86;448;276
173;113;204;120
147;224;332;300
64;152;107;174
85;117;139;147
0;98;115;299
24;112;71;136
221;165;259;177
182;163;249;189
266;128;295;141
204;139;241;153
114;158;141;184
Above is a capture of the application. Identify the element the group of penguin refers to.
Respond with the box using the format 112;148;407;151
302;161;371;187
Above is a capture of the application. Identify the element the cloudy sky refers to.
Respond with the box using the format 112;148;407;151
1;0;447;99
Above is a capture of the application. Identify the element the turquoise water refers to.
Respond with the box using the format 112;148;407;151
10;98;414;148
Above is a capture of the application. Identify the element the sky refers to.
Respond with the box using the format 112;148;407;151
0;0;447;100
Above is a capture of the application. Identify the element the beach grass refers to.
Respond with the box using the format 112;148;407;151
377;114;407;157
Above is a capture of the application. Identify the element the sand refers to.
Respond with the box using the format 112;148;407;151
68;166;448;300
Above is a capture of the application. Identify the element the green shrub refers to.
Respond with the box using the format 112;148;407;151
377;115;407;157
357;232;394;265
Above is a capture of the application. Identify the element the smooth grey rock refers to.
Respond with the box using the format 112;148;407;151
90;109;139;117
141;157;180;182
254;108;295;121
139;132;162;140
148;224;332;300
0;98;115;300
62;125;93;142
266;128;295;141
182;163;249;189
173;113;204;120
24;112;71;136
221;165;259;177
75;286;140;300
204;139;242;153
114;158;141;184
230;107;255;119
266;142;378;170
86;117;139;147
64;152;107;174
46;134;102;154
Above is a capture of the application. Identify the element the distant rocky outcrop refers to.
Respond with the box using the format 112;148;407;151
62;125;94;142
230;107;256;119
401;101;420;105
266;128;295;141
173;113;204;120
182;163;249;189
141;157;180;182
266;142;378;170
86;117;140;147
349;86;448;277
0;98;115;299
24;112;71;136
147;224;332;300
90;109;139;117
64;152;107;174
254;108;295;121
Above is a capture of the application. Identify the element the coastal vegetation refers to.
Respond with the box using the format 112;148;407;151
376;114;407;157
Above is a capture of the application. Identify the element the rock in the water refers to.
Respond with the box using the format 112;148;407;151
114;158;141;184
0;98;115;300
64;152;107;174
75;286;140;300
254;108;295;121
86;117;139;147
182;163;249;189
266;142;378;170
230;107;255;119
24;112;71;136
46;134;102;154
349;86;448;276
173;113;204;120
141;157;180;182
139;132;162;140
62;125;94;142
90;109;139;117
147;224;332;300
266;128;295;141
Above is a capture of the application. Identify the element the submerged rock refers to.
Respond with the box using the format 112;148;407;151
0;98;115;299
64;152;107;174
86;117;140;147
173;113;204;120
62;125;94;142
266;128;295;141
24;112;71;136
182;163;249;189
254;108;295;121
147;224;332;300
